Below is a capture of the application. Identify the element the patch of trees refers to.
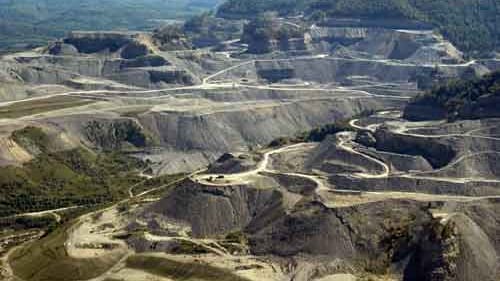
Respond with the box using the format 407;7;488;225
183;12;243;48
269;119;352;147
404;71;500;121
0;0;217;52
217;0;307;18
0;216;56;231
241;12;306;53
153;25;193;51
242;13;305;42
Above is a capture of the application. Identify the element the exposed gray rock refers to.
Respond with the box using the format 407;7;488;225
374;127;456;169
143;179;285;238
207;153;261;174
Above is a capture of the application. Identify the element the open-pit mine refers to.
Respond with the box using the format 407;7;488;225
0;7;499;281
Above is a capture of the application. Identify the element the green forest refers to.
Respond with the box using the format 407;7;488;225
0;127;145;216
405;71;500;120
0;0;220;52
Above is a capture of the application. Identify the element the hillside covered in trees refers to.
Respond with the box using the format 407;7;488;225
404;71;500;121
0;0;220;53
217;0;499;57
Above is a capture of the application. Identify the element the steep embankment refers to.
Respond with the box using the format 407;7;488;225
140;172;500;280
143;179;285;238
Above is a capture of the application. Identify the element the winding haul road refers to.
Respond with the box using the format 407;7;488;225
5;112;500;281
336;132;391;179
192;142;316;186
3;51;462;110
193;108;500;193
347;114;500;183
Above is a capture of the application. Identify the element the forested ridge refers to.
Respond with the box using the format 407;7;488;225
217;0;499;56
404;71;500;120
0;0;220;52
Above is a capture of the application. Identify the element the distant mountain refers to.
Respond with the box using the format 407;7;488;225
217;0;499;57
0;0;221;52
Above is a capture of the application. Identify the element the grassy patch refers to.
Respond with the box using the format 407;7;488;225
0;96;94;119
126;255;251;281
9;224;125;281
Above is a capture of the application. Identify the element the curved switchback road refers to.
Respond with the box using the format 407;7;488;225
335;131;391;179
192;142;316;186
346;113;500;183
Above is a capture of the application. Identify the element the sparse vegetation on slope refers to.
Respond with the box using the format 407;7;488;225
0;127;145;216
184;12;243;47
241;12;306;53
152;25;193;51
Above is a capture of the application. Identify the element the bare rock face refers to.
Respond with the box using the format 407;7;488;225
248;198;443;275
403;219;461;281
84;119;150;151
137;170;500;280
404;212;497;281
144;180;285;238
4;31;200;90
138;98;389;155
452;214;497;281
120;55;169;68
247;201;358;258
374;127;456;169
310;25;463;64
